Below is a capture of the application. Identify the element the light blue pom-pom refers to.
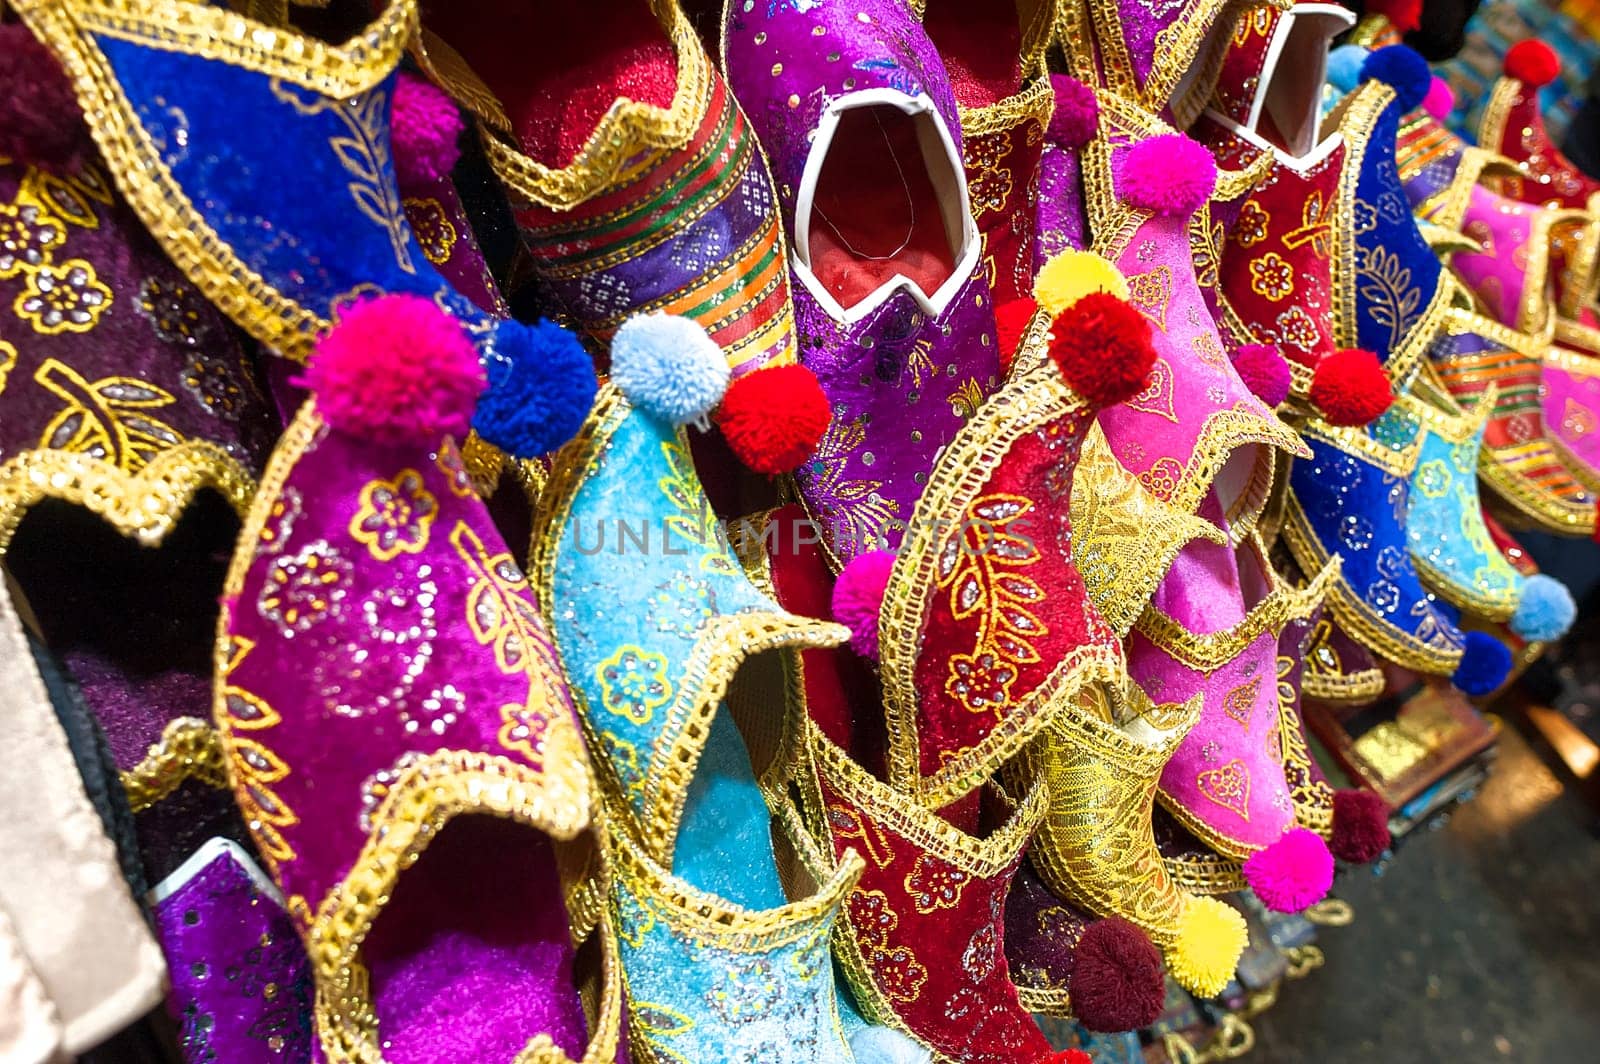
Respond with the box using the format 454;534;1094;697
1327;46;1369;95
611;312;729;426
1452;630;1513;696
1510;574;1577;641
849;1025;933;1064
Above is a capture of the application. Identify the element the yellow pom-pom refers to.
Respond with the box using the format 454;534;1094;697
1034;250;1130;315
1167;897;1247;998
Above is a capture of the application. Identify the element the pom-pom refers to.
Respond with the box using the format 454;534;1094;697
1451;630;1512;696
1367;0;1422;33
1361;45;1432;114
1310;348;1392;426
1116;134;1217;216
1505;39;1561;88
1330;788;1391;864
1068;917;1166;1033
0;24;88;164
1241;828;1334;912
472;318;597;458
1049;293;1158;407
848;1026;932;1064
717;364;831;473
1034;250;1130;315
1231;344;1292;407
1422;76;1456;122
1044;1053;1093;1064
390;72;464;187
300;294;484;443
1047;74;1099;149
1168;897;1247;998
1511;574;1576;641
1327;46;1369;96
995;297;1039;375
833;550;895;659
611;313;729;425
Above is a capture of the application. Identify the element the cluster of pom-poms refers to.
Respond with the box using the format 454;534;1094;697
1231;344;1292;408
1116;134;1217;217
1504;39;1562;88
0;23;88;164
833;549;896;659
1330;788;1392;864
1033;251;1158;408
390;72;465;187
1168;897;1248;998
1511;574;1577;641
1310;348;1393;426
1451;630;1513;696
1068;917;1166;1033
1362;45;1432;114
1241;828;1335;913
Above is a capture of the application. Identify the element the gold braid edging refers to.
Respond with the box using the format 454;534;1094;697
120;716;229;813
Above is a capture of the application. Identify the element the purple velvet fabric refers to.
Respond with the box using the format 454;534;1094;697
1004;860;1093;1003
1035;141;1089;265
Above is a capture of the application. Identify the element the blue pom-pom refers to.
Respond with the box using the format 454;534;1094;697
472;318;597;459
1510;574;1576;642
1361;45;1432;113
1327;46;1369;95
610;313;729;425
1452;631;1513;696
849;1025;932;1064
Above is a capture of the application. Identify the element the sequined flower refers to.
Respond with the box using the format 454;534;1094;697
15;258;111;333
1367;579;1401;615
1415;459;1451;500
946;651;1018;714
1337;514;1374;552
1248;252;1294;303
350;470;438;560
137;276;211;348
596;646;671;725
1274;306;1320;355
1233;200;1270;248
905;854;969;913
649;573;718;637
704;957;779;1024
258;542;352;634
402;197;457;265
0;201;63;278
182;352;252;419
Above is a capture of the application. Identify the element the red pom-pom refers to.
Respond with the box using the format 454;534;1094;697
1330;788;1391;863
717;364;831;473
1048;293;1158;407
1068;917;1166;1033
299;294;485;444
1505;40;1561;88
0;24;88;163
995;297;1038;375
1242;828;1334;912
1310;348;1393;426
1231;343;1291;407
1044;1052;1093;1064
1116;134;1217;216
832;550;895;659
1368;0;1422;33
1047;74;1099;149
391;72;464;187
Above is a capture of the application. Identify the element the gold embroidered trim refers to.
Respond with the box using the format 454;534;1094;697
120;716;228;812
1301;667;1386;704
1346;13;1397;47
1556;215;1600;320
958;72;1054;138
1014;982;1074;1018
0;443;256;552
478;5;710;212
1475;77;1519;162
1299;416;1422;477
1161;849;1243;895
1414;554;1517;623
1416;219;1483;257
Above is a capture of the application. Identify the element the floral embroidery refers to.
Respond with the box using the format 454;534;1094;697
801;416;898;556
258;541;352;635
0;200;63;278
258;488;302;555
965;132;1015;218
435;442;476;497
904;854;970;913
596;646;672;725
950;377;987;421
15;258;112;333
402;197;457;265
648;573;719;637
453;521;544;674
946;652;1020;715
1126;266;1173;330
1137;456;1183;500
961;921;998;981
659;438;740;576
1357;246;1421;352
216;638;298;874
705;957;780;1023
1274;306;1320;355
1415;458;1451;500
136;276;211;347
349;470;438;560
848;890;928;1003
34;358;183;472
1232;200;1270;248
181;351;253;420
1248;252;1294;302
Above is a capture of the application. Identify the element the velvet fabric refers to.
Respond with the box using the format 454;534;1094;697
1276;609;1336;838
396;170;508;318
1034;138;1090;264
1544;326;1600;491
1479;71;1600;213
1060;0;1241;120
149;838;313;1063
957;78;1053;306
1004;862;1095;1014
724;0;1003;563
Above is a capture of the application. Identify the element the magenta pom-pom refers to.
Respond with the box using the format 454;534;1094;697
1047;74;1099;149
1242;828;1334;913
0;24;88;163
832;550;896;659
300;294;485;444
1116;134;1216;216
1231;344;1292;407
1422;77;1456;122
1068;917;1166;1033
391;72;465;187
1330;789;1391;864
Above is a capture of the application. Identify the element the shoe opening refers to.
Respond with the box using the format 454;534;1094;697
1254;5;1353;158
796;92;975;320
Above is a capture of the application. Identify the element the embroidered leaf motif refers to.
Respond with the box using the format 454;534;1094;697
215;638;298;872
658;438;740;576
34;357;184;472
1357;246;1421;351
453;520;546;674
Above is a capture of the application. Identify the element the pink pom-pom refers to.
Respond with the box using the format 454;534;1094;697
1242;828;1334;913
832;550;896;659
391;72;464;187
1231;344;1291;407
299;294;485;444
1331;789;1391;864
1422;77;1455;123
1116;134;1217;216
1047;74;1099;149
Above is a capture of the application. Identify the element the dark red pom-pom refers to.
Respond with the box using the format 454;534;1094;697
1048;293;1157;407
1231;343;1292;407
1330;788;1391;864
995;297;1038;375
1368;0;1422;32
1068;917;1166;1033
0;24;88;164
1310;348;1393;426
1505;40;1561;88
717;364;831;473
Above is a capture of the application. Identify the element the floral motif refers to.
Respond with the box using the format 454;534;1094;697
705;957;779;1023
1248;252;1294;303
848;890;928;1004
137;276;211;347
800;416;898;557
1274;306;1320;356
34;358;183;472
258;488;302;555
453;521;546;675
180;351;253;419
596;646;672;725
648;573;719;637
966;132;1015;218
215;638;298;874
1222;677;1260;729
1415;458;1451;500
1232;200;1270;248
15;258;111;333
435;442;476;497
0;200;63;277
960;922;998;981
946;651;1020;715
257;541;352;635
904;854;969;913
402;197;457;265
1196;759;1251;819
659;438;740;576
349;470;438;560
1137;456;1183;499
